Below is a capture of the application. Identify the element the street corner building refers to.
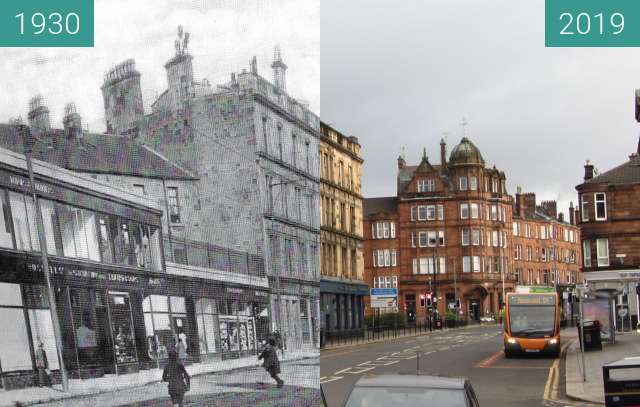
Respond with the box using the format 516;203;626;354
98;30;321;352
363;136;516;323
319;122;368;345
576;138;640;330
0;26;321;389
363;137;583;325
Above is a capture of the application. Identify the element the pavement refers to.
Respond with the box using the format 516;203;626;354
0;349;319;407
565;328;640;405
321;324;597;407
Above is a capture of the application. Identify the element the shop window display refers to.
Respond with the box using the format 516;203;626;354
108;292;137;364
0;283;32;372
195;298;218;354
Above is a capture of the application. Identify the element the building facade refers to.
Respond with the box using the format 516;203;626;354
102;31;321;350
576;142;640;330
364;137;517;323
319;122;367;337
512;190;581;288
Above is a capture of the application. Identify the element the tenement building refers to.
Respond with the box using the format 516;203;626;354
364;137;516;323
576;140;640;330
111;29;320;350
319;122;367;338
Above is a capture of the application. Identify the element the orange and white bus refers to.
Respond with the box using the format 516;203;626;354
504;291;560;358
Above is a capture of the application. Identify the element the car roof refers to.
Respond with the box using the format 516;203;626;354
353;374;467;390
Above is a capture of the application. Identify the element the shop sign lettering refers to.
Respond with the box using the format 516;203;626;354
8;175;55;196
27;261;159;286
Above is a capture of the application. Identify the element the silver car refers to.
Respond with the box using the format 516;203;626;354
343;374;480;407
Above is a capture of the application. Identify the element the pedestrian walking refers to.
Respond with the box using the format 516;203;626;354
34;342;51;388
258;336;284;388
162;350;190;407
176;337;187;363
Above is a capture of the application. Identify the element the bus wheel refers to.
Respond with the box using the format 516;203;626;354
504;350;513;359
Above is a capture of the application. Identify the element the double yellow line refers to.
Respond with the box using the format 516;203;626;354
543;341;572;401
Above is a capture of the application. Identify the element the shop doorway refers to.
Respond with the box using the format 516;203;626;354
108;292;138;374
470;300;480;321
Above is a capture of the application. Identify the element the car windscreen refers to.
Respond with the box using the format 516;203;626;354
344;386;467;407
509;305;555;338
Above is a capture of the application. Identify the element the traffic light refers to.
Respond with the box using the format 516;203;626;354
420;294;425;307
426;293;432;307
455;299;461;309
433;295;438;304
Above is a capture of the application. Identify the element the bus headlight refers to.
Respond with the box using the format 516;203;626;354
548;338;558;345
507;338;517;344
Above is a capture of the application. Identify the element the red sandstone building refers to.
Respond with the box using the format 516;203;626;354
364;137;515;322
576;142;640;329
512;190;582;303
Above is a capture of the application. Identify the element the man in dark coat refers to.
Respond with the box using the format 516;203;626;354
35;342;51;387
162;351;190;407
258;337;284;388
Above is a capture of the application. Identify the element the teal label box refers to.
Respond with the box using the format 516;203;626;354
546;0;640;47
0;0;93;47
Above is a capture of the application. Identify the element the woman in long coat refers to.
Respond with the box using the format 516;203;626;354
162;351;190;407
258;337;284;387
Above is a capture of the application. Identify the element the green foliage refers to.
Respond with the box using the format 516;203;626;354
365;312;405;328
444;310;457;322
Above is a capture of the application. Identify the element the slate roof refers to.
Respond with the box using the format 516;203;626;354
580;155;640;187
397;164;444;193
363;196;398;217
0;124;197;180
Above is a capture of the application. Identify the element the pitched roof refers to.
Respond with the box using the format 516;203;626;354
364;196;397;217
0;124;197;180
580;155;640;187
398;164;444;193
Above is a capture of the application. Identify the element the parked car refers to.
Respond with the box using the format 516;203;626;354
343;374;480;407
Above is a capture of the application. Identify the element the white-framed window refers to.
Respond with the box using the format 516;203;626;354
564;229;569;242
582;240;591;267
594;193;607;221
384;250;391;267
419;232;428;247
502;206;506;222
541;247;547;262
473;256;481;273
459;177;468;191
391;250;397;266
492;230;498;247
472;229;481;246
460;204;469;219
461;229;470;246
428;231;437;247
491;205;497;221
484;178;489;192
439;257;446;274
411;232;416;248
438;230;445;246
513;222;520;236
492;179;498;193
167;187;181;223
437;205;444;220
417;179;436;192
470;203;479;219
390;222;396;238
411;207;416;221
581;194;589;222
427;205;436;221
540;226;547;240
596;238;609;267
470;176;478;191
525;223;530;238
383;222;390;238
462;256;471;273
485;204;490;220
418;206;427;221
376;223;383;239
527;246;532;261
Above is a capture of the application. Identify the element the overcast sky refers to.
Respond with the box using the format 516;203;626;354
321;0;640;218
0;0;319;134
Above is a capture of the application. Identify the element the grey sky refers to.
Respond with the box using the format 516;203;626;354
321;0;640;217
0;0;319;134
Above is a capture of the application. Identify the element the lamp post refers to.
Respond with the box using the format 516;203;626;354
19;125;69;392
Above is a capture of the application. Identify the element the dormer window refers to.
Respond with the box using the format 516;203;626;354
417;179;436;192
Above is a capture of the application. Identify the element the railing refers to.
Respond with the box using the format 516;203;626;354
164;237;265;277
320;319;479;348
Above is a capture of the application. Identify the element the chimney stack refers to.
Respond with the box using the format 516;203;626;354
271;45;287;92
250;56;258;75
397;155;406;169
584;160;594;181
558;212;564;223
440;138;447;172
63;103;82;141
569;201;575;225
27;95;51;133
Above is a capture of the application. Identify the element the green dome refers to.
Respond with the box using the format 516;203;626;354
448;137;485;167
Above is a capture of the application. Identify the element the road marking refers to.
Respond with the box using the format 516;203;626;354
475;350;503;368
544;341;572;402
320;375;344;384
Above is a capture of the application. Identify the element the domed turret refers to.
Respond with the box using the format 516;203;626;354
448;137;485;167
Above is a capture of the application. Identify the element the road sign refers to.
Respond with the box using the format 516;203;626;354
370;288;398;309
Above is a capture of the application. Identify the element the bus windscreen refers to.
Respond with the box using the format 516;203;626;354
508;295;556;338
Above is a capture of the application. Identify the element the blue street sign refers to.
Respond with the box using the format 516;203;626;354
370;288;398;296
